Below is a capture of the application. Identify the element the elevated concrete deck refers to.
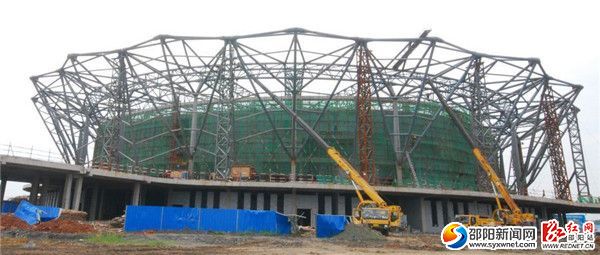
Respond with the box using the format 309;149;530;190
2;155;599;214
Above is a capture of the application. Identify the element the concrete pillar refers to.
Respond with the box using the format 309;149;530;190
290;160;297;182
98;189;105;219
131;183;141;206
29;177;40;204
89;184;99;220
392;99;402;184
62;174;73;209
540;206;548;221
71;176;83;210
404;197;426;233
1;177;7;209
291;189;298;214
39;178;49;206
1;178;7;200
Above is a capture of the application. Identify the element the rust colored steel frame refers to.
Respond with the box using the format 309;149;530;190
356;44;376;183
542;87;571;201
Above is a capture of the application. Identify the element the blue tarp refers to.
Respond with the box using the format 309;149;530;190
37;206;62;222
14;200;42;225
2;201;18;213
316;214;348;238
124;205;291;235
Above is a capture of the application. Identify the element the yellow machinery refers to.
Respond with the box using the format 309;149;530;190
454;214;501;227
247;78;403;235
327;148;402;235
428;82;535;226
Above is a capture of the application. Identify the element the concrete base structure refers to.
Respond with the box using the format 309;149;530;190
2;155;599;233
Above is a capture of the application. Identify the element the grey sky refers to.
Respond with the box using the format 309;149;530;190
0;0;598;204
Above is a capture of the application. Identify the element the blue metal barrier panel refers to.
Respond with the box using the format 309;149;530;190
199;208;238;232
124;206;163;232
162;207;200;231
275;212;292;235
124;206;292;235
237;210;276;233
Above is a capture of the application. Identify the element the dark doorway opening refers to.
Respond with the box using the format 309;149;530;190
144;187;168;206
297;208;311;226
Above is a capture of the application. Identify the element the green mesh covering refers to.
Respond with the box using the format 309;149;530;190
93;99;479;190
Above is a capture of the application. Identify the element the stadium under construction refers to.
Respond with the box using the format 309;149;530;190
1;28;598;233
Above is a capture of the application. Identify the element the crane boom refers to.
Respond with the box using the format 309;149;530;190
239;65;387;206
327;147;387;206
427;82;522;214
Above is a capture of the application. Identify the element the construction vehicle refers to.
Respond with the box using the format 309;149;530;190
328;147;402;235
427;82;535;226
247;79;402;235
454;214;501;227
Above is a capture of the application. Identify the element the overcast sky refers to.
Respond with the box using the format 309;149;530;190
0;1;598;208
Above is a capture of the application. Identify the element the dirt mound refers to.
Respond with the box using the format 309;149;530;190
59;210;88;221
0;214;32;230
0;214;96;233
330;224;385;242
34;219;96;233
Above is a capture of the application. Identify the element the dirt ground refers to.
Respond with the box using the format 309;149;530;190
2;230;594;255
1;214;597;254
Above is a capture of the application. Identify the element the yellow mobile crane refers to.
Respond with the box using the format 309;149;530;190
288;110;401;235
247;79;402;235
328;148;402;235
428;83;535;226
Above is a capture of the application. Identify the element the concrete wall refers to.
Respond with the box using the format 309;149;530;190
167;190;190;207
155;188;546;231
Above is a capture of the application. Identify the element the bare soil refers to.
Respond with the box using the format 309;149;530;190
2;213;598;254
2;230;594;255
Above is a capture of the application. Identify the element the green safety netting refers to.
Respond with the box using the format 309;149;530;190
93;99;480;191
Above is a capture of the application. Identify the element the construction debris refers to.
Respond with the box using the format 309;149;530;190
110;215;125;228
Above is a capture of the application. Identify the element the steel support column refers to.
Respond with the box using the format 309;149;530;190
566;107;591;200
29;177;40;204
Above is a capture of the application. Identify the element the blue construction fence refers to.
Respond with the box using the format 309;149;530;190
124;205;291;235
316;214;349;238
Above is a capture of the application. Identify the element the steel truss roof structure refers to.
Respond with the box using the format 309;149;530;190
31;28;590;200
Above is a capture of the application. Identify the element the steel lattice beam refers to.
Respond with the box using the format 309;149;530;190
566;107;591;200
29;28;586;198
